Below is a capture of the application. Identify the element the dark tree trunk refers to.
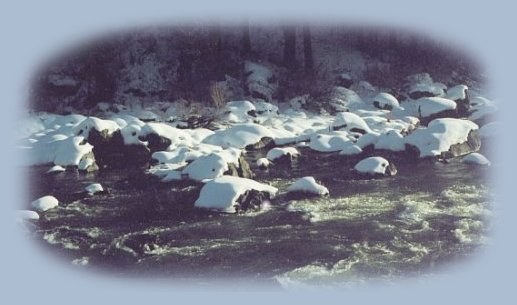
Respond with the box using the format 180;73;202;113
241;23;251;56
302;25;314;75
283;26;296;69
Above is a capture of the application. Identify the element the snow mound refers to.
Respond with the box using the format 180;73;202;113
54;136;93;166
15;210;40;221
74;117;119;138
413;97;457;118
85;183;104;195
329;87;364;112
404;118;478;157
195;176;278;213
331;112;372;133
266;147;299;161
372;93;399;110
256;158;270;168
182;149;241;181
31;195;59;212
286;177;329;196
203;123;280;149
354;157;391;175
339;144;363;155
446;85;468;101
46;165;66;174
374;130;405;151
479;122;499;139
462;153;491;166
409;82;446;98
309;132;354;152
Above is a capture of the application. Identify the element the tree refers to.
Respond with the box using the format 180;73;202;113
241;22;251;56
283;26;296;69
302;25;314;75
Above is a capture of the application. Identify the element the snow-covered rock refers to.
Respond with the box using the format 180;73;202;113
256;158;270;169
74;117;119;139
328;86;364;112
31;195;59;212
245;61;277;102
374;130;406;152
266;147;299;161
462;153;491;166
182;149;241;181
85;183;104;195
372;93;399;110
15;210;40;221
203;123;281;149
354;156;397;176
46;165;66;174
339;144;363;155
331;112;372;134
309;132;355;152
412;97;457;119
404;118;480;158
286;177;329;196
195;176;278;213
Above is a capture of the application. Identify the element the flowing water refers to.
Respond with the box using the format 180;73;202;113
24;149;494;289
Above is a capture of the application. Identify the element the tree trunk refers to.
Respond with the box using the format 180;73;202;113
283;26;296;69
302;25;314;75
241;22;251;56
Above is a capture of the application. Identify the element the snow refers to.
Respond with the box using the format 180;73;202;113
354;157;390;175
47;165;65;173
85;183;104;195
372;92;400;110
286;177;329;196
446;85;468;101
409;82;446;97
245;61;277;102
74;117;119;138
462;153;491;166
411;97;457;118
404;118;478;157
182;149;241;181
78;158;94;171
31;195;59;212
203;123;288;149
15;210;40;221
479;122;500;139
195;176;278;213
54;136;93;166
374;130;406;151
309;132;354;152
339;144;362;155
331;112;372;133
329;87;364;111
266;147;299;161
256;158;270;168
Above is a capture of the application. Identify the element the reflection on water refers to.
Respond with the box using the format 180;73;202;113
25;150;493;288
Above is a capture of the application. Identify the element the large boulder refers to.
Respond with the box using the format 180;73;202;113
404;118;480;159
446;85;470;116
353;156;398;177
194;176;278;213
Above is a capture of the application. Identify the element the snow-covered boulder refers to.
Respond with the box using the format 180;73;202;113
74;117;120;139
46;165;66;174
331;112;372;134
372;93;400;111
286;177;329;196
354;156;397;177
256;158;270;170
15;210;40;221
462;153;491;166
446;84;470;115
85;183;104;195
404;118;480;158
339;144;363;156
31;195;59;212
195;176;278;213
309;132;355;153
203;123;278;149
374;130;406;152
182;149;252;181
412;97;457;122
328;86;364;112
350;81;377;100
406;74;446;99
266;147;299;162
245;61;277;102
